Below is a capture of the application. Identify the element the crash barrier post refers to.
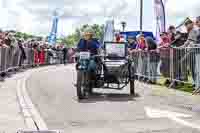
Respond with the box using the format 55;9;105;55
132;47;200;91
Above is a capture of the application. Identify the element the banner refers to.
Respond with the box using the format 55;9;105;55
103;19;115;42
154;0;166;37
48;14;59;45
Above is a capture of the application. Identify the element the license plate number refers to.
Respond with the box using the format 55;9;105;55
79;52;90;59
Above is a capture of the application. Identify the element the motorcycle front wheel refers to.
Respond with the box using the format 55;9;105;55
76;71;88;100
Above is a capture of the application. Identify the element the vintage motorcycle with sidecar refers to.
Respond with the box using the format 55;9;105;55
76;42;135;100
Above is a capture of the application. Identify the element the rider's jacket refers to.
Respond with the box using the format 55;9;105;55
77;38;101;55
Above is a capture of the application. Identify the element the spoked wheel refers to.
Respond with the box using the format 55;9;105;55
76;71;88;100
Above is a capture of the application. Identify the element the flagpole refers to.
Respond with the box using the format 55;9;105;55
140;0;143;34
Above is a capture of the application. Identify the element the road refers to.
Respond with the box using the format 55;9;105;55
26;64;200;133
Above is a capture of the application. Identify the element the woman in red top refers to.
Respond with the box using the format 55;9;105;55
39;45;45;65
136;34;148;81
136;34;147;50
158;32;171;48
33;44;39;66
158;32;171;85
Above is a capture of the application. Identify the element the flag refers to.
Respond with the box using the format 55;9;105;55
103;19;115;42
48;12;59;45
154;0;166;35
154;0;166;42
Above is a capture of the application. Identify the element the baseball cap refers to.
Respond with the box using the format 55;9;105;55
168;25;175;30
184;19;193;26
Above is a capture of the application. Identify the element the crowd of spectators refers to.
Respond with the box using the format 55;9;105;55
126;16;200;91
0;30;76;77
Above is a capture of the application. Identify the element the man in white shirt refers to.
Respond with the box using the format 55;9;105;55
184;17;200;94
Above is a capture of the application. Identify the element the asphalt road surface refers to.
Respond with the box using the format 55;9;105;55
26;65;200;133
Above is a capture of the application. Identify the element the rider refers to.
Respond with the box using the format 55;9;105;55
77;28;101;55
76;28;102;93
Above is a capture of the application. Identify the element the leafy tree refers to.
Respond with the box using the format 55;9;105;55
60;24;104;47
14;32;36;40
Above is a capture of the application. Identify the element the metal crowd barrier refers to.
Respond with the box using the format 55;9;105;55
0;47;67;77
132;50;160;82
132;47;200;90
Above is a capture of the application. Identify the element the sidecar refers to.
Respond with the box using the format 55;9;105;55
101;42;135;95
76;41;135;100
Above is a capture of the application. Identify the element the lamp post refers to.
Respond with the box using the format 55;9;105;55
140;0;143;34
121;21;127;32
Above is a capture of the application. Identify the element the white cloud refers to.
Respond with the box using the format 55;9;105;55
166;0;200;26
0;0;199;36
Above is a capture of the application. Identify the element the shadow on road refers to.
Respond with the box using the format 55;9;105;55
78;92;140;103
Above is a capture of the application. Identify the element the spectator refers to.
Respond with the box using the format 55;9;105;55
33;43;39;66
62;45;68;65
136;34;148;81
168;25;176;42
136;34;147;50
158;32;171;48
127;36;137;54
195;16;200;42
170;31;188;87
39;44;45;65
115;33;121;42
18;39;27;67
127;36;138;78
158;32;171;85
183;18;200;91
145;37;159;84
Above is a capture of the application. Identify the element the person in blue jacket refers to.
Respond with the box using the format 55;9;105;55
77;28;101;55
127;36;137;54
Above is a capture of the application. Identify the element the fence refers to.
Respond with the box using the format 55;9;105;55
132;47;200;90
0;47;69;77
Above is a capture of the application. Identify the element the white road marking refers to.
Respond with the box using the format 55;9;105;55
145;107;200;130
17;67;54;130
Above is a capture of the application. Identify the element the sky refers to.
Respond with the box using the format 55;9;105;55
0;0;199;37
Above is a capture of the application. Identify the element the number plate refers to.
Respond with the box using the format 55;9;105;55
79;52;90;59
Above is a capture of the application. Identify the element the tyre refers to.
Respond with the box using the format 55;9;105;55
129;62;135;96
76;71;87;100
130;79;135;96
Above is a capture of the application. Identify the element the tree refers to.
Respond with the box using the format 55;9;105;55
59;24;104;47
14;32;36;40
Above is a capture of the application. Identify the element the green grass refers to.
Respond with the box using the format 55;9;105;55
175;83;193;93
156;76;194;93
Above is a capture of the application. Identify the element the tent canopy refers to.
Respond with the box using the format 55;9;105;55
120;31;155;40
